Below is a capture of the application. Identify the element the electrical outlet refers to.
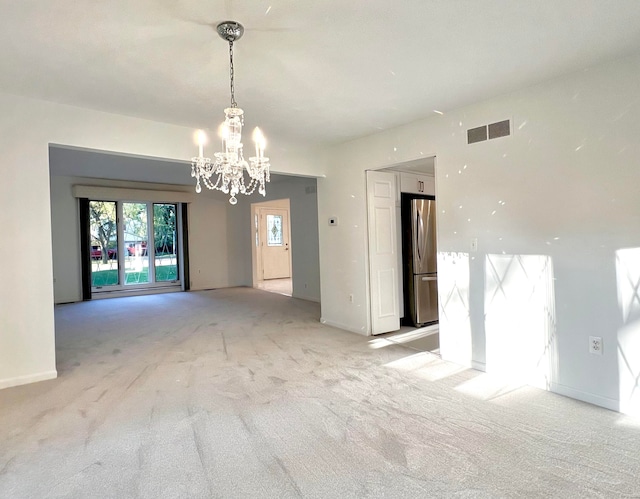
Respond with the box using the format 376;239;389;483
589;336;603;355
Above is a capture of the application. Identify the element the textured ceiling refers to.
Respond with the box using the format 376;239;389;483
3;1;640;146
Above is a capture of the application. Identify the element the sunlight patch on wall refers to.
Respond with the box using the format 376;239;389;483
438;252;471;366
616;248;640;415
484;254;556;389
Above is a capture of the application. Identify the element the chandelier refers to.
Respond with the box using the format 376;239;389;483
191;21;270;205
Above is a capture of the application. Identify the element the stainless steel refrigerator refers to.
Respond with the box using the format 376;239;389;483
404;197;438;326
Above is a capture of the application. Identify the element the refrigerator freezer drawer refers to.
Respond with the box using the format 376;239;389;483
413;274;438;325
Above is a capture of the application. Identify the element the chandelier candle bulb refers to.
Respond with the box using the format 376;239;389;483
253;127;264;158
197;130;206;158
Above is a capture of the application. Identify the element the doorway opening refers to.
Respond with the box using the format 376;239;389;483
366;156;440;354
251;198;293;297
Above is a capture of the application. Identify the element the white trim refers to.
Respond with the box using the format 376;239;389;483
320;317;369;336
0;370;58;390
550;382;620;412
92;285;181;299
293;293;320;303
465;363;619;412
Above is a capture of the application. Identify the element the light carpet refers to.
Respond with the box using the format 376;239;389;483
1;288;639;498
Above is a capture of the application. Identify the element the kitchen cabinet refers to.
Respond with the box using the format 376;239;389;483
400;172;435;195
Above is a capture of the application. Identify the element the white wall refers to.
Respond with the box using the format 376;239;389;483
318;54;640;412
50;175;83;304
0;100;56;388
0;91;325;390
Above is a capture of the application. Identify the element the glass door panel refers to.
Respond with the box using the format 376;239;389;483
123;202;150;285
266;214;283;246
154;203;178;282
89;201;119;288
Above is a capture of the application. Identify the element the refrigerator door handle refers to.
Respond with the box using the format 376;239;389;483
421;276;437;281
415;206;425;267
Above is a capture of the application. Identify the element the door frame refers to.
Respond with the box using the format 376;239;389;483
365;156;438;335
251;198;292;288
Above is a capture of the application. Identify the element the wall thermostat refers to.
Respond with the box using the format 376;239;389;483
328;217;338;226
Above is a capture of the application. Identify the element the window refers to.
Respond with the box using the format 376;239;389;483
266;214;283;246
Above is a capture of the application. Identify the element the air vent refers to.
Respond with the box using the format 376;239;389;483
467;126;487;144
305;185;317;194
467;119;511;144
488;120;510;139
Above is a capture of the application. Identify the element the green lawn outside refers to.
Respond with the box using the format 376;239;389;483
92;265;178;287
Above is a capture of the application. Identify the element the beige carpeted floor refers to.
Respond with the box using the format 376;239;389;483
1;288;640;498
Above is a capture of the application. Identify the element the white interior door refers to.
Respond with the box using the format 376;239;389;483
366;170;400;335
260;207;291;280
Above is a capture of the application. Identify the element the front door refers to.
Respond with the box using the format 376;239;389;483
260;208;291;279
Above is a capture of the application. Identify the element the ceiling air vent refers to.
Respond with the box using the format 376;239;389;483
467;119;511;144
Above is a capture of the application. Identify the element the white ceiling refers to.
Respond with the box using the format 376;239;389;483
3;1;640;146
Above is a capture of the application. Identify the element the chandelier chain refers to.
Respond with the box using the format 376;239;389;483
229;41;237;108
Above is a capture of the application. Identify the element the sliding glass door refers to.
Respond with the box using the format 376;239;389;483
89;201;119;288
123;202;150;285
154;203;178;283
88;200;181;294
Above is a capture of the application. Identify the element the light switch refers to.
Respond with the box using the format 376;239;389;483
470;238;478;252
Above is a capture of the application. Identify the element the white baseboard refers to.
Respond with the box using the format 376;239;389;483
0;370;58;390
292;293;320;303
320;317;369;336
550;382;620;412
456;359;621;413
